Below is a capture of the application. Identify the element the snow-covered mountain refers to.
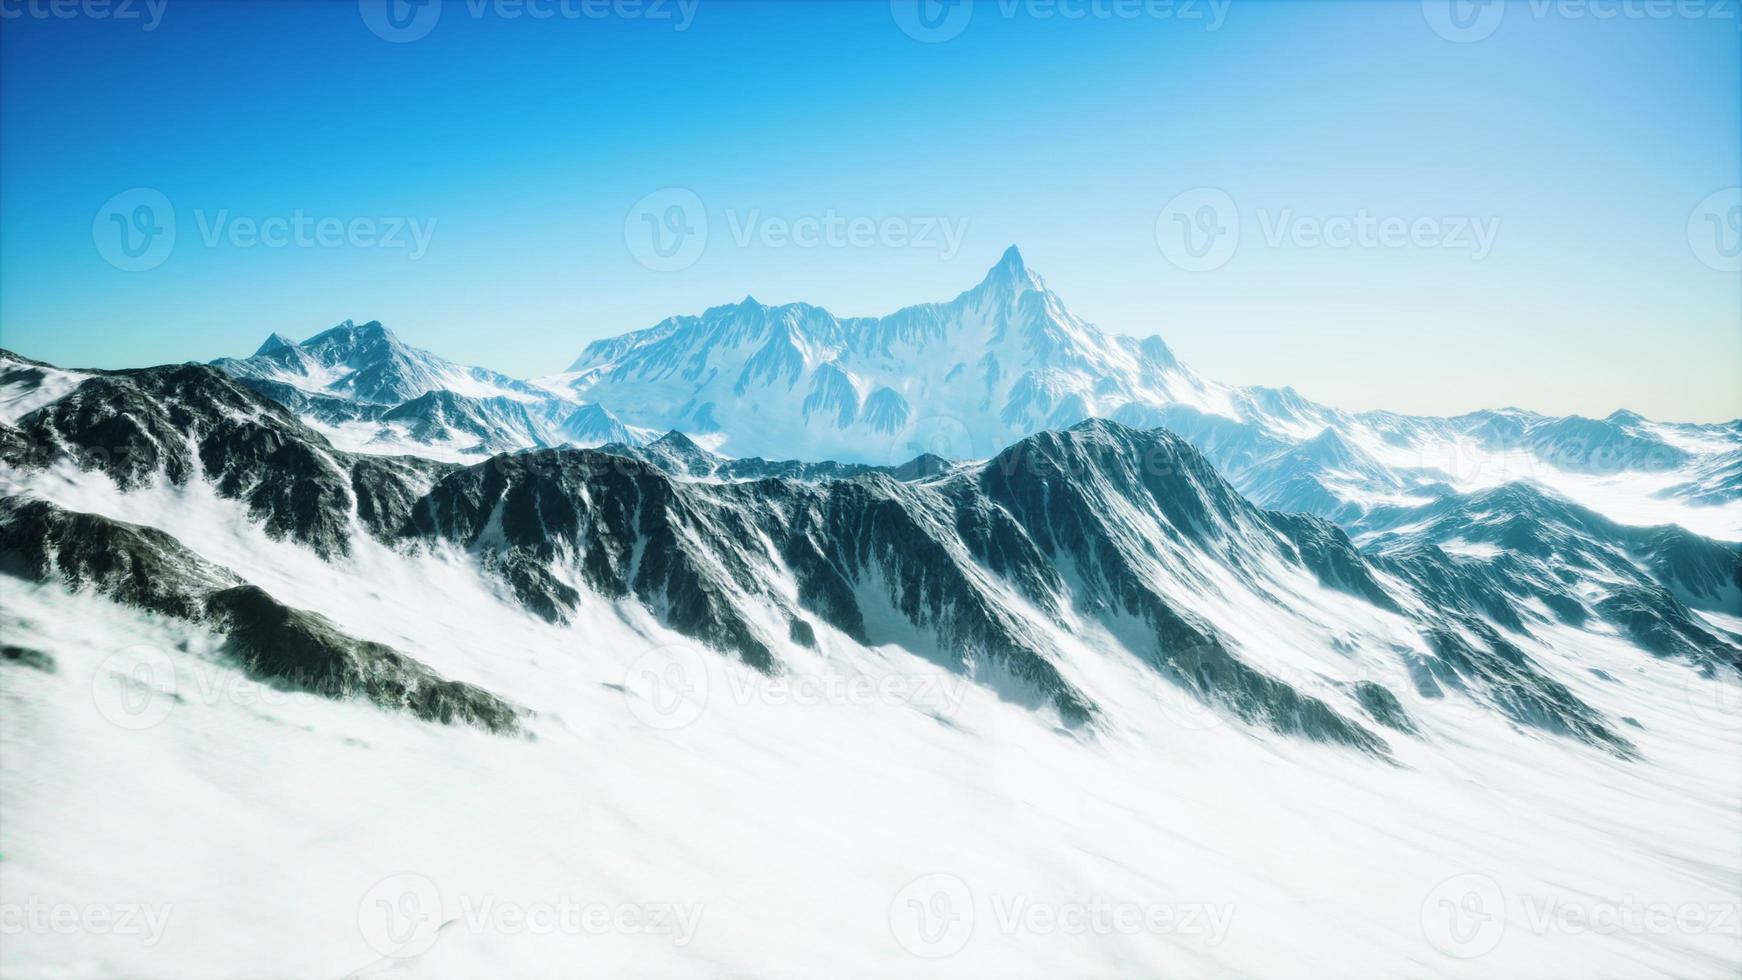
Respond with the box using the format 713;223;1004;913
3;351;1738;977
202;250;1740;543
214;319;546;405
548;246;1220;464
211;320;654;460
541;246;1742;540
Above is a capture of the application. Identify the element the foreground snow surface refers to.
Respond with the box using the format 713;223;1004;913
6;584;1740;979
0;463;1738;978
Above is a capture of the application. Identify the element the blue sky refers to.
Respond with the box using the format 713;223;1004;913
2;0;1738;421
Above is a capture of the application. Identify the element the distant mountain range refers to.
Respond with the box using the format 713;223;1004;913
206;246;1742;543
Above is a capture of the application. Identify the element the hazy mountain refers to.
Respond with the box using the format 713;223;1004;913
211;320;653;460
541;247;1742;538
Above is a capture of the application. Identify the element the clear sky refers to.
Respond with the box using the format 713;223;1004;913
2;0;1738;421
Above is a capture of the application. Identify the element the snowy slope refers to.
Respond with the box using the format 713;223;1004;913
2;353;1738;978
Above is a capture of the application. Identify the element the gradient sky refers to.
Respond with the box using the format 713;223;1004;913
2;0;1738;421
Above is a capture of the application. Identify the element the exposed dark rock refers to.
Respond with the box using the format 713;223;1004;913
1353;681;1416;734
1;644;56;673
0;495;523;734
0;496;238;618
206;585;523;733
12;355;1723;757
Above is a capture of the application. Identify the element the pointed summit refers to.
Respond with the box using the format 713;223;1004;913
651;430;705;453
972;245;1045;297
254;333;297;357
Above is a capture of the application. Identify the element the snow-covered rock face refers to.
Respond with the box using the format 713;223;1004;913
3;352;1741;978
211;321;654;460
9;353;1735;749
215;319;541;405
